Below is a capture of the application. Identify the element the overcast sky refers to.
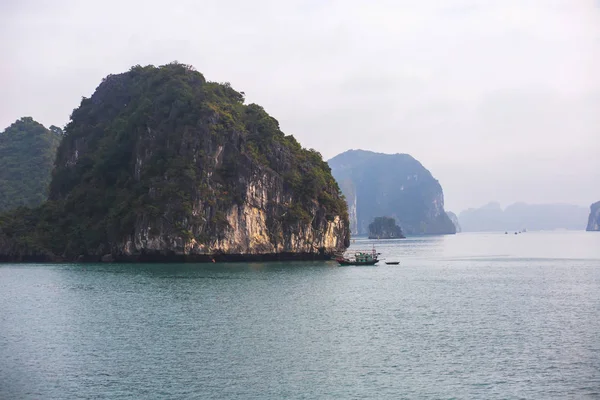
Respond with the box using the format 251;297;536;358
1;0;599;212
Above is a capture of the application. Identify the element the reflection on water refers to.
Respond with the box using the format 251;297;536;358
1;231;599;399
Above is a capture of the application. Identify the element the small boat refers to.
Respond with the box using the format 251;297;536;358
336;247;380;266
385;261;400;265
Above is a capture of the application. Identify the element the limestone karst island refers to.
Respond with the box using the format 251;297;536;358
328;150;456;236
0;63;350;262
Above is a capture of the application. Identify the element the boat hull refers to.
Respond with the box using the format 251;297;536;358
337;259;379;266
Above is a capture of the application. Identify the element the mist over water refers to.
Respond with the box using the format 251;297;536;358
1;231;599;399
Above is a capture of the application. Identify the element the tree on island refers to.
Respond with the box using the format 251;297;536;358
368;217;405;239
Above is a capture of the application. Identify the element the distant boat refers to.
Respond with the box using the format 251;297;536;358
385;261;400;265
337;247;380;266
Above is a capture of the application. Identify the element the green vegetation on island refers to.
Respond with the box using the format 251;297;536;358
0;117;62;212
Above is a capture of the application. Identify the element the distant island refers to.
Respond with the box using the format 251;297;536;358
0;117;62;212
368;217;405;239
0;63;350;262
587;201;600;231
328;150;455;236
459;202;589;232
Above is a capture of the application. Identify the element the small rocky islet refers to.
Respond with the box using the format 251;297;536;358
367;217;405;239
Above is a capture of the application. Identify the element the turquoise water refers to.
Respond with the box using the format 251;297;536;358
1;231;599;399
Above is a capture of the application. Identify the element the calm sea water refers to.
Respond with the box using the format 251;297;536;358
1;231;599;399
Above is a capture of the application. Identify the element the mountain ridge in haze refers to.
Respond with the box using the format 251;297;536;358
459;202;589;232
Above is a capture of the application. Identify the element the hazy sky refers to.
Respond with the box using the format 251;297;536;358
1;0;599;212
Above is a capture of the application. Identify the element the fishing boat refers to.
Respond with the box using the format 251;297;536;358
336;247;380;266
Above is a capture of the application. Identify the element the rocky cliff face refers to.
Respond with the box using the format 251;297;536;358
0;63;349;262
337;178;358;234
587;201;600;231
446;212;461;233
328;150;455;235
